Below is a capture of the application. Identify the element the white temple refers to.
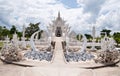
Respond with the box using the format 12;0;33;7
49;12;69;37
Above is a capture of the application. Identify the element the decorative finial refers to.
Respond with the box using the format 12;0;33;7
58;11;60;18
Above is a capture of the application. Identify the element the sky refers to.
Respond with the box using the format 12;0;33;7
0;0;120;36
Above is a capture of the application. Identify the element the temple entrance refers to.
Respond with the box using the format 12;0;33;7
55;27;62;37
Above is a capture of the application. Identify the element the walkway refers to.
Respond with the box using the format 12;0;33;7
52;37;65;65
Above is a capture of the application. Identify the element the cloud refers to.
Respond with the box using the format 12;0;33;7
96;8;120;32
77;0;106;23
0;0;60;29
94;0;120;34
77;0;120;35
0;0;84;31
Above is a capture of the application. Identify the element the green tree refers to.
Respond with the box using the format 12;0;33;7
10;25;17;34
2;28;9;36
17;32;22;38
0;26;3;40
25;22;40;38
101;29;111;37
1;26;10;40
0;26;2;36
113;32;120;46
85;34;93;42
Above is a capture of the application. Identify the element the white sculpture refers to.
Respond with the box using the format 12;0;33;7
101;34;116;51
5;35;10;44
21;25;26;49
80;35;87;52
30;30;41;51
91;26;97;51
12;32;19;48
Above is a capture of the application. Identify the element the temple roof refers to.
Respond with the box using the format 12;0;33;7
50;12;67;26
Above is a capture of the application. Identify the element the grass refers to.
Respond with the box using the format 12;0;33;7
0;42;4;47
0;42;4;50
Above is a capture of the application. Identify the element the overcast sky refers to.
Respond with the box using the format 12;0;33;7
0;0;120;35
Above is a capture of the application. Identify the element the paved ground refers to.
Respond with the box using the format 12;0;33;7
0;37;120;76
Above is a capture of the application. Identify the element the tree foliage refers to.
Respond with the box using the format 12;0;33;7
0;26;10;40
101;29;111;37
10;25;17;34
113;32;120;46
85;34;93;40
25;22;40;38
0;22;40;40
0;25;21;40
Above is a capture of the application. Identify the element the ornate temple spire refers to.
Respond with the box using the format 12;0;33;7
58;11;61;19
